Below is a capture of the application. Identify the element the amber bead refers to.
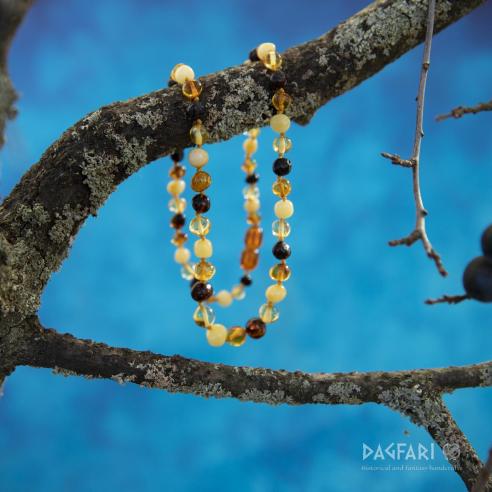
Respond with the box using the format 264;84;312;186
272;88;292;113
269;263;291;282
227;327;247;347
187;101;206;122
193;304;215;328
190;124;208;146
270;70;286;89
272;219;291;238
273;136;292;154
241;158;257;174
273;158;292;176
240;274;252;286
264;51;282;71
194;260;216;281
248;48;260;62
241;249;259;270
189;216;210;236
247;213;261;226
246;173;259;184
272;178;291;197
191;282;213;302
245;318;267;339
182;79;203;99
259;303;279;324
191;171;211;192
169;165;185;179
245;226;263;249
170;213;185;229
171;231;188;246
273;241;291;260
192;194;211;213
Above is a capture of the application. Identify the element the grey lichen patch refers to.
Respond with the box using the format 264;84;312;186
79;109;102;131
49;204;86;244
119;109;163;130
480;367;492;387
180;382;233;400
111;134;154;175
327;382;362;403
52;366;82;378
111;373;136;385
238;388;293;405
16;203;50;233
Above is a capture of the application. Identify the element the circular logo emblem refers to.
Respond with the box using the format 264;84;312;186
443;443;460;461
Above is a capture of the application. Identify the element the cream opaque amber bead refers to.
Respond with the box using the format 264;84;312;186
243;138;258;155
257;42;276;61
270;114;291;134
216;289;233;307
166;179;185;196
274;199;294;219
194;238;213;258
174;247;191;264
266;284;287;303
206;323;228;347
231;284;245;300
189;148;209;168
244;197;260;213
172;64;195;84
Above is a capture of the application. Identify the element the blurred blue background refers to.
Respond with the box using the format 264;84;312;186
1;0;491;491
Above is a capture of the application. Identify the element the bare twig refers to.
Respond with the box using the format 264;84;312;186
472;449;492;492
425;293;470;305
382;0;447;277
437;99;492;122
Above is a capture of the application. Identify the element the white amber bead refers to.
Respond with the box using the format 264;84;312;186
216;290;233;307
257;42;276;61
189;148;209;168
270;114;291;133
166;179;185;196
173;64;195;84
244;197;260;213
174;247;191;264
206;323;228;347
266;284;287;303
274;199;294;219
243;138;258;155
194;238;213;258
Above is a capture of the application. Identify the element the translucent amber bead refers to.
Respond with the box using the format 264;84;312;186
259;303;279;323
272;89;292;113
266;284;287;303
169;165;185;179
227;327;247;347
189;216;210;236
273;136;292;154
191;171;211;192
182;79;203;99
245;226;263;249
241;249;259;270
272;219;291;238
243;185;259;200
231;284;246;300
181;263;195;280
171;231;188;246
243;138;258;155
247;213;261;225
194;260;216;281
193;304;215;328
241;158;257;173
206;324;228;347
272;178;291;197
190;124;208;146
248;128;260;138
264;51;282;71
257;42;276;61
269;263;291;282
168;197;186;213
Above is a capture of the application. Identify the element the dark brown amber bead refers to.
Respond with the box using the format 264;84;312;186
240;275;252;286
246;173;259;184
171;231;188;246
191;282;213;302
249;48;260;62
192;194;211;213
245;226;263;249
191;171;211;192
273;157;292;176
272;241;291;260
170;149;184;162
241;249;259;270
171;213;186;229
245;318;266;339
270;70;286;89
186;101;206;122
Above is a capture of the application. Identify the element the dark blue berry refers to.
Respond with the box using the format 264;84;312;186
481;225;492;259
463;256;492;302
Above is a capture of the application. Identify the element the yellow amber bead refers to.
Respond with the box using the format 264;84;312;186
272;178;291;197
248;128;260;138
265;284;287;303
272;219;291;238
264;51;282;70
269;263;291;282
273;136;292;154
191;171;211;192
270;114;291;133
231;284;246;300
259;303;280;323
189;216;210;236
174;247;191;264
243;185;259;200
171;231;188;246
257;42;276;61
171;64;194;84
272;89;292;113
190;124;208;146
166;179;185;196
227;327;247;347
243;138;258;155
216;290;233;307
182;79;203;99
244;198;260;213
194;260;216;281
247;213;261;225
206;324;228;347
241;158;257;174
170;63;184;81
193;304;215;328
274;199;294;219
194;238;213;258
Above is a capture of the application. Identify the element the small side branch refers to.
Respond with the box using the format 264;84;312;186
437;99;492;122
425;293;470;305
382;0;447;277
472;449;492;492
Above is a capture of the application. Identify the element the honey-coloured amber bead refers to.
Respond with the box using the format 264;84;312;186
241;249;259;270
193;304;215;328
191;171;211;192
259;303;279;323
272;88;292;113
168;197;186;213
189;216;210;236
171;64;194;84
245;318;267;339
247;213;261;225
171;231;188;246
194;260;216;281
227;326;247;347
264;51;282;71
269;263;291;282
245;226;263;249
182;79;203;99
272;178;291;198
169;165;186;179
273;136;292;154
241;158;257;174
272;219;291;238
190;124;208;146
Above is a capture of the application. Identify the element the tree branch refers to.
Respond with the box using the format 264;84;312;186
437;99;492;122
473;449;492;492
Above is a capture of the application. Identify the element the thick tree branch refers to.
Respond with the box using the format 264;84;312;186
473;449;492;492
0;0;484;317
0;0;34;149
437;99;492;122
